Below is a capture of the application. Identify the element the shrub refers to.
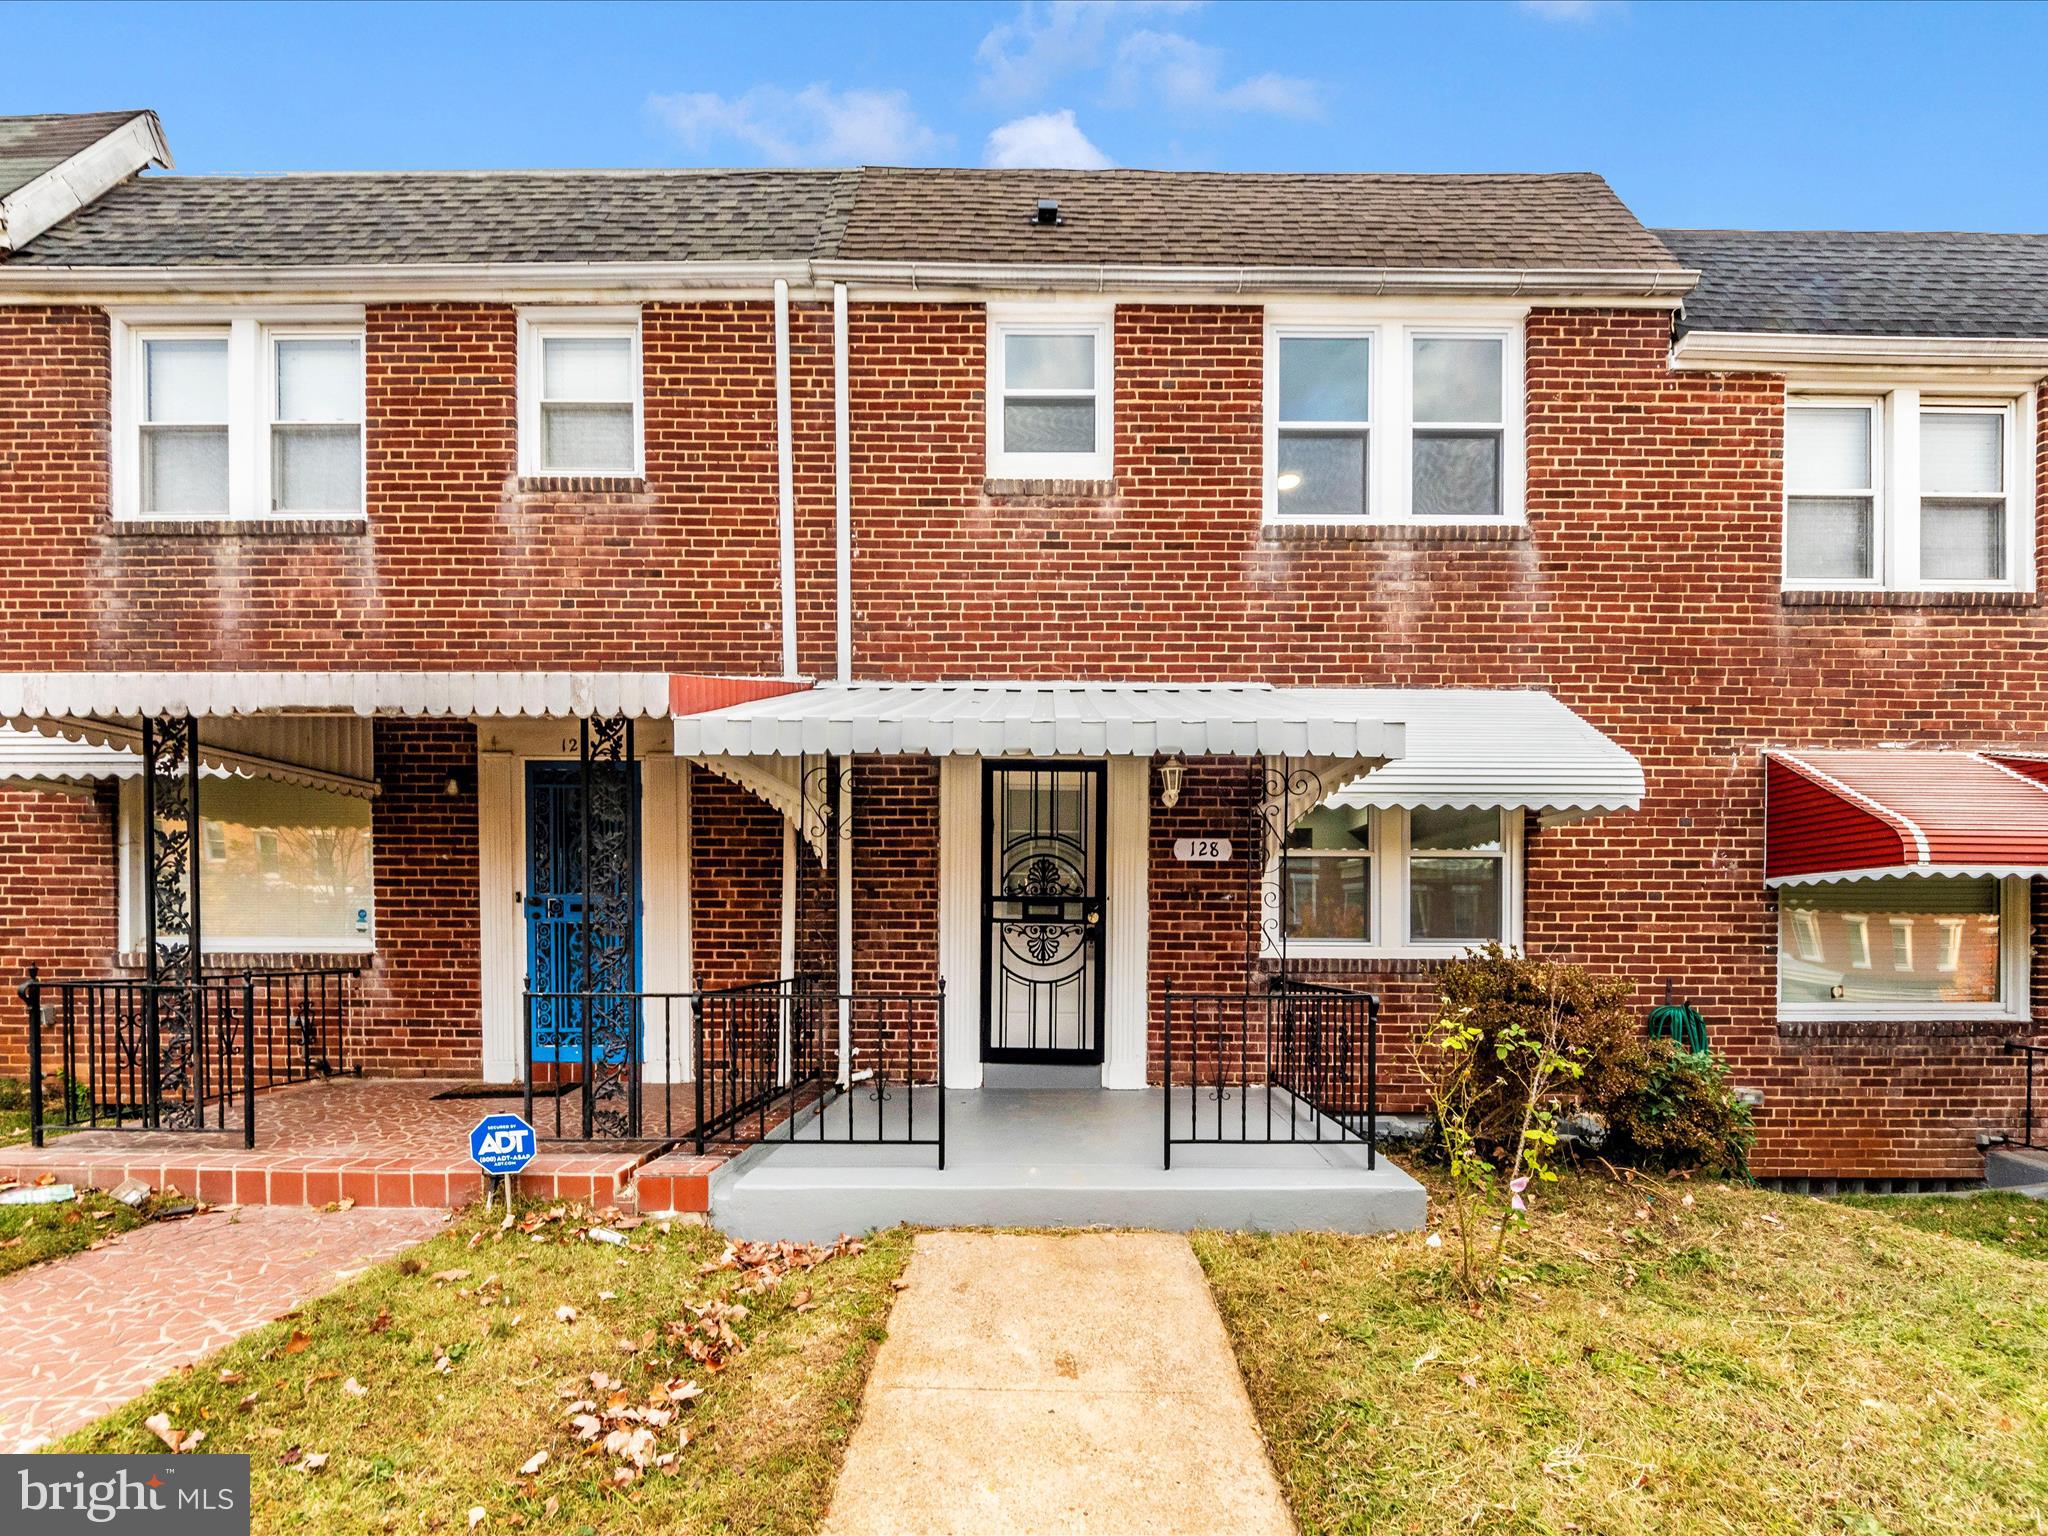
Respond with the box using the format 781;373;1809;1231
1428;945;1752;1177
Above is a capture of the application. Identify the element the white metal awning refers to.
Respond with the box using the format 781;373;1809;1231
1319;689;1643;821
0;671;677;720
672;682;1409;760
0;718;380;798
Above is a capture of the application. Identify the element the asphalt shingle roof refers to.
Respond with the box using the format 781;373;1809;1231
0;110;149;200
1659;228;2048;339
5;169;857;266
6;162;1679;274
841;168;1681;270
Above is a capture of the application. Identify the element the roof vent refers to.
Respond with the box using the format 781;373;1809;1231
1033;198;1062;226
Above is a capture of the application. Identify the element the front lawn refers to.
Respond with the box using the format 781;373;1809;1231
62;1205;911;1535
1839;1190;2048;1263
1197;1176;2048;1535
0;1187;151;1278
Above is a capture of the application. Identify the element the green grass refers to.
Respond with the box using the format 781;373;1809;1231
0;1187;151;1278
1837;1191;2048;1264
61;1206;912;1535
1195;1175;2048;1536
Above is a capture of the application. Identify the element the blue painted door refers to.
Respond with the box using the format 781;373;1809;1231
524;761;642;1064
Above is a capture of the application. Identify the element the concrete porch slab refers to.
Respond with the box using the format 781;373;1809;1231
712;1085;1427;1241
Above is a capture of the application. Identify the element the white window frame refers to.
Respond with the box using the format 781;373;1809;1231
109;308;368;522
1263;305;1527;526
1782;384;2034;594
263;326;367;517
1776;875;2030;1024
1265;804;1524;960
985;302;1115;481
517;307;645;480
115;778;377;957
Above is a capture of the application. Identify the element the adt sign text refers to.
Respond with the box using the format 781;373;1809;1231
469;1113;537;1176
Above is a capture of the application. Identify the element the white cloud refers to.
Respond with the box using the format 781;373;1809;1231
983;109;1114;169
1110;29;1322;119
976;1;1200;104
1520;1;1617;21
648;84;941;165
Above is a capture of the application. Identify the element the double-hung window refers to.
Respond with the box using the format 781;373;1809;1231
1266;313;1523;524
518;310;643;478
116;313;367;521
1784;390;2029;592
1279;803;1522;956
270;335;364;514
986;304;1113;480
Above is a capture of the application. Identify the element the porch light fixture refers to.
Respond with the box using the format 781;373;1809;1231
443;765;474;799
1158;756;1185;809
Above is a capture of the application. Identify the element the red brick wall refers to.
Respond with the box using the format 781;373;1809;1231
689;769;783;991
850;758;941;1083
0;784;119;1079
0;302;790;671
836;301;2047;1179
352;720;479;1076
6;293;2048;1175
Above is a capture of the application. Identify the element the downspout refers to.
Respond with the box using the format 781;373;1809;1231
832;285;855;1065
773;279;798;677
833;283;852;683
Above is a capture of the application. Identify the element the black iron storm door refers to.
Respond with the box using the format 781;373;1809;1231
982;762;1107;1064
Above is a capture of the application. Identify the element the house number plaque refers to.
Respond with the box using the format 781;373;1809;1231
1172;837;1233;862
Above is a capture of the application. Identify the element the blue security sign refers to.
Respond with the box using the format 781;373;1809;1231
469;1113;537;1175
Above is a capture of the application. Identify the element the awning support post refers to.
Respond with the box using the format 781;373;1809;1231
141;713;203;1129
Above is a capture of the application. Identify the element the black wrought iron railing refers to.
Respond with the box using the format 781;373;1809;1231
693;977;946;1164
2007;1039;2045;1150
520;987;693;1143
515;977;946;1164
18;964;359;1148
1162;978;1378;1170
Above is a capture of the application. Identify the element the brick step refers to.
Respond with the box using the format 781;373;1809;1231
0;1144;719;1214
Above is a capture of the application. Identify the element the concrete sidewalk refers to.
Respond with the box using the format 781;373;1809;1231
822;1231;1295;1536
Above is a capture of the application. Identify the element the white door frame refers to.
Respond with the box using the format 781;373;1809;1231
476;720;691;1083
936;753;1149;1090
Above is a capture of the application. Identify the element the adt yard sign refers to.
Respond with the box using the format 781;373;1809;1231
470;1113;536;1176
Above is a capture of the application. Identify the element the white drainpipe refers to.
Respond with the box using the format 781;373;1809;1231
833;282;852;683
773;278;797;677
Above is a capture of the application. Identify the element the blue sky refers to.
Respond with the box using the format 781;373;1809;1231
11;1;2046;230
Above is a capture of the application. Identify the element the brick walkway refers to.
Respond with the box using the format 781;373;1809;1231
0;1204;444;1451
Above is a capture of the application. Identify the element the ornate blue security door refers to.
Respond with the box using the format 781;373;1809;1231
524;748;641;1069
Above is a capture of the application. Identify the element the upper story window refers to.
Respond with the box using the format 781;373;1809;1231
1277;803;1522;957
518;309;643;478
985;303;1114;481
1784;389;2032;592
115;312;366;520
1265;311;1525;524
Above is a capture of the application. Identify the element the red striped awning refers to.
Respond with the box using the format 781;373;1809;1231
1764;749;2048;885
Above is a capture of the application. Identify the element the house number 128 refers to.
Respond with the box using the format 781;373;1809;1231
1172;837;1233;862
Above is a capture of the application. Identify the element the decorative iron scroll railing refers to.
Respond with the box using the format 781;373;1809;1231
18;965;359;1147
1161;977;1378;1171
518;977;946;1165
2007;1039;2045;1150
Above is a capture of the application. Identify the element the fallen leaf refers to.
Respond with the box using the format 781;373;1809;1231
431;1269;472;1284
284;1329;312;1355
301;1451;328;1473
144;1412;185;1453
369;1309;393;1334
218;1370;244;1385
468;1508;486;1530
519;1450;549;1476
554;1305;579;1323
342;1377;368;1398
335;1197;356;1212
237;1393;259;1414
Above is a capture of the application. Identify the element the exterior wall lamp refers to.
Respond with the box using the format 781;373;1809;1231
1157;756;1184;810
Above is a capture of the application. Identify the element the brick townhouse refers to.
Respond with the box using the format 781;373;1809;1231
0;109;2042;1228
